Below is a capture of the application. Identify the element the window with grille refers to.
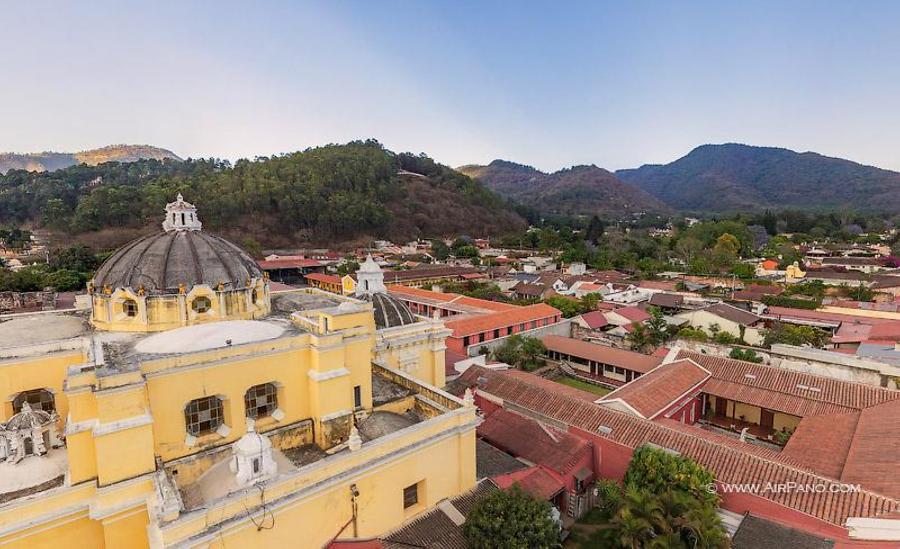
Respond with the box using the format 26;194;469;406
184;396;224;436
251;289;258;304
123;299;138;317
13;389;55;413
403;483;419;509
244;383;277;419
192;296;212;313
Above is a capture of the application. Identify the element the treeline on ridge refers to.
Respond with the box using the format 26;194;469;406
0;140;525;246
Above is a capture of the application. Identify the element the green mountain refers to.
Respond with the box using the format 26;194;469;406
457;160;669;218
0;144;181;175
616;143;900;212
0;140;524;248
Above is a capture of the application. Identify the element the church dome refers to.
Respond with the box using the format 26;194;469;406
353;255;417;329
362;292;417;329
92;194;262;295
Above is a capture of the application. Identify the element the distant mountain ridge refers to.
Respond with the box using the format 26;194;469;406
0;144;181;174
457;160;669;218
615;143;900;212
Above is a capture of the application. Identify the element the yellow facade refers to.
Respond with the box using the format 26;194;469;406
90;280;270;333
0;286;476;548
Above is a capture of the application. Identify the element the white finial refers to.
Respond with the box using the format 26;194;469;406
163;194;202;232
348;426;362;451
463;388;475;407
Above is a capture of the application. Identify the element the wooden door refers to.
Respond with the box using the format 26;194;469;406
714;397;727;417
760;409;775;429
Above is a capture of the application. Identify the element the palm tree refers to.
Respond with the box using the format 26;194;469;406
612;507;653;549
682;504;728;548
626;322;652;352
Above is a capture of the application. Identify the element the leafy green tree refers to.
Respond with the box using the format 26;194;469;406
763;322;829;348
454;245;480;259
463;486;559;549
542;296;582;318
677;326;709;342
594;447;728;548
846;284;874;302
46;269;87;291
431;239;450;260
645;306;671;346
729;348;763;363
713;233;740;257
49;245;100;273
492;335;547;371
241;237;263;259
626;323;653;352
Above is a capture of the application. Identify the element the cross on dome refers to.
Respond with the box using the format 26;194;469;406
162;193;203;232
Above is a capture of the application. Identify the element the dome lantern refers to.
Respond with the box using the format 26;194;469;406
163;193;203;232
355;255;387;296
352;255;417;329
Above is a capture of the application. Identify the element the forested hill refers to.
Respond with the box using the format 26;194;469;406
616;143;900;213
0;140;525;248
0;145;180;175
458;160;670;218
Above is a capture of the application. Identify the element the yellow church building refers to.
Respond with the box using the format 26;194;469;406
0;196;476;548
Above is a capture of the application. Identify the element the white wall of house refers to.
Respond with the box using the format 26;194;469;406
675;310;764;346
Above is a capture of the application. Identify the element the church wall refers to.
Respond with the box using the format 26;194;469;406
94;423;156;486
100;506;150;549
161;419;477;548
0;509;106;549
0;350;83;422
145;346;314;462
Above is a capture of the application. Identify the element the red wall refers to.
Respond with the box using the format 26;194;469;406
658;394;703;424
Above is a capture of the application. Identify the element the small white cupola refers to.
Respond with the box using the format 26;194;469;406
162;193;203;232
354;254;387;297
229;420;277;487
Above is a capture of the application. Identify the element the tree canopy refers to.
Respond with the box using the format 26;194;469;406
463;486;559;549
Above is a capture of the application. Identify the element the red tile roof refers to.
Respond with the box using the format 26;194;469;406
609;306;651;323
492;465;566;501
477;408;592;475
388;285;517;313
576;310;610;329
638;280;679;291
542;336;663;374
781;411;860;479
453;366;900;527
258;258;323;269
598;359;710;419
380;266;478;283
445;303;560;338
782;399;900;500
499;369;600;402
766;306;897;326
305;273;341;285
679;351;900;415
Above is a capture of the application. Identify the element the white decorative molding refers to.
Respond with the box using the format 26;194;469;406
215;423;231;438
308;368;351;381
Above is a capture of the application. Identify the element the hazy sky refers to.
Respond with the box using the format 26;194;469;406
3;1;900;172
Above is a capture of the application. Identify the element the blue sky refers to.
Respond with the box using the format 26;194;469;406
2;1;900;171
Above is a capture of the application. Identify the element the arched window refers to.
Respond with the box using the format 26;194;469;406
245;383;277;419
251;288;258;304
192;296;212;313
123;299;138;317
13;389;55;413
184;396;224;436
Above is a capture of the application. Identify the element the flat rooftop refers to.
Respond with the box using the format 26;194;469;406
0;312;89;349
